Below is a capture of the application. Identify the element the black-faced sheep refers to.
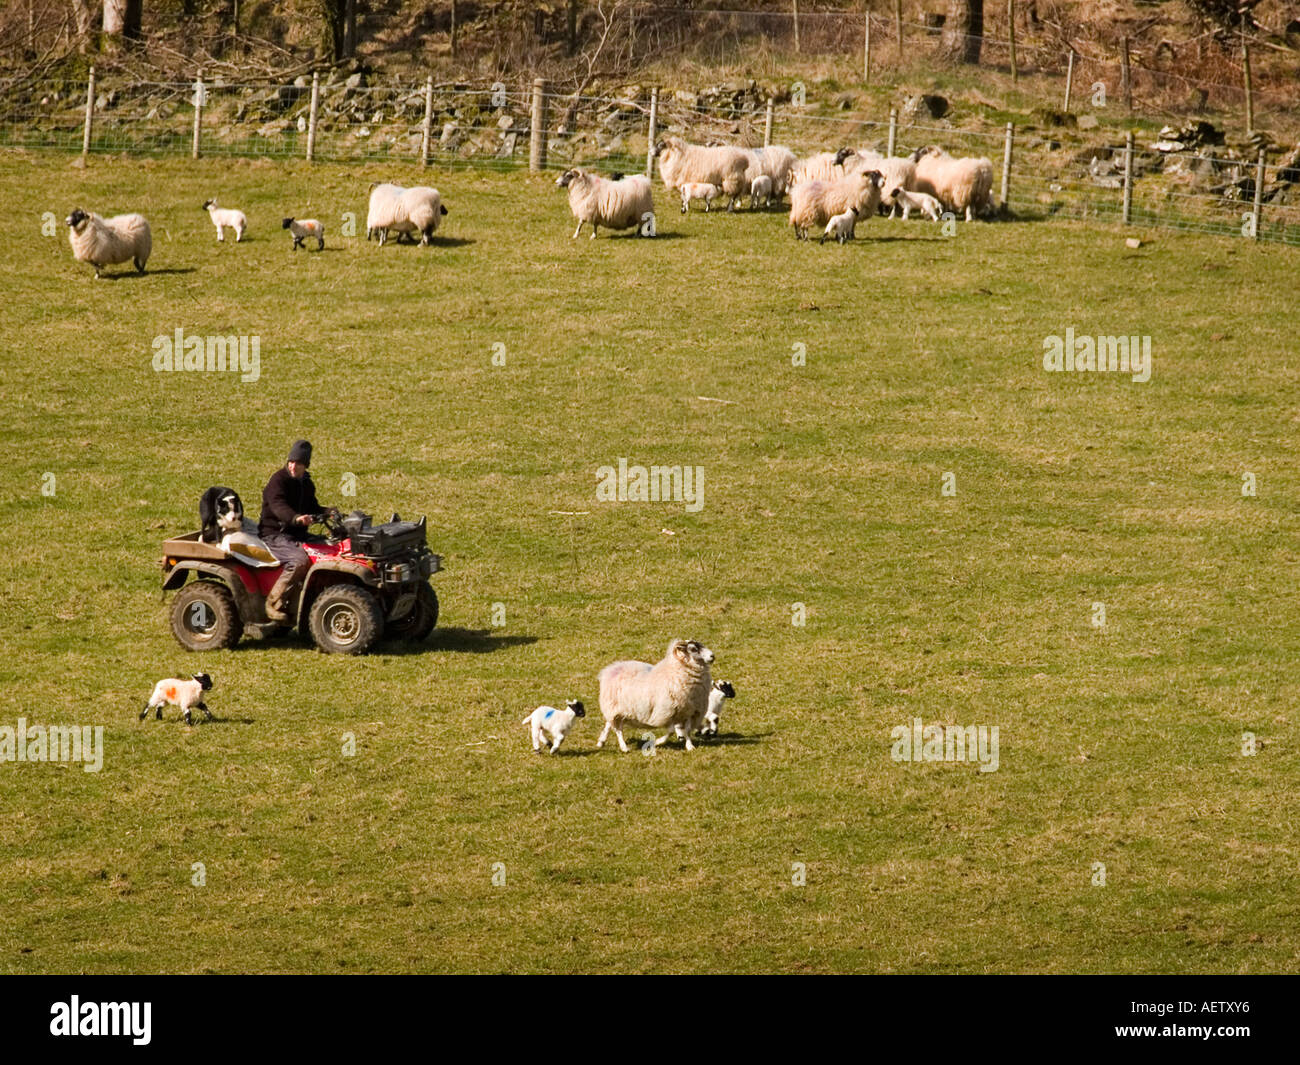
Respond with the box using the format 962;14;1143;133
654;136;750;210
555;168;654;238
65;209;151;278
597;639;714;752
788;170;883;240
911;146;995;221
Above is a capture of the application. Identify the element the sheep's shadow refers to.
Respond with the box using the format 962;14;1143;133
378;236;475;249
190;715;257;726
97;267;196;279
544;747;600;758
696;730;772;746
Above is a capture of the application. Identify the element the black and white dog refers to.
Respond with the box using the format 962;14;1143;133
199;485;250;543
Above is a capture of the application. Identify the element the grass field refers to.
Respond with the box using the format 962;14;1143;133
1;152;1297;974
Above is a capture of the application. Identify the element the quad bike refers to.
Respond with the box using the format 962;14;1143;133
160;510;441;655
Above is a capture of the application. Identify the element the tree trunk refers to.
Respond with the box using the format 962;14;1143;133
343;0;356;58
71;0;98;49
941;0;983;64
567;0;578;55
103;0;142;39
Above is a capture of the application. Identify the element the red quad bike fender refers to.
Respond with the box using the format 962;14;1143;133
294;540;379;627
162;559;269;619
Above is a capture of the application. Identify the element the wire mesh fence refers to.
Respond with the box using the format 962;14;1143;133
3;43;1298;246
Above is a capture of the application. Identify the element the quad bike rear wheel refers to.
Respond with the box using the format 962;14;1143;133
308;585;384;655
385;582;439;643
170;581;243;651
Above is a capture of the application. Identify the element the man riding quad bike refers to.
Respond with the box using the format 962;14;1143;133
161;451;441;654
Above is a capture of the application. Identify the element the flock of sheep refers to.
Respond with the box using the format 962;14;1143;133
557;134;996;243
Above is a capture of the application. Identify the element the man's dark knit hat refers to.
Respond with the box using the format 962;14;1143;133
288;439;312;466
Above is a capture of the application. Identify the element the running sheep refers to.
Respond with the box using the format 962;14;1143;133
597;639;715;753
65;208;151;278
282;217;325;251
555;168;654;238
654;136;750;210
911;146;995;221
202;199;247;242
788;169;883;240
141;673;213;725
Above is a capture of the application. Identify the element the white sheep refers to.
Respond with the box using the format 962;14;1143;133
282;217;325;251
65;208;151;278
679;181;720;213
368;184;449;246
596;638;714;753
788;151;843;188
821;205;859;245
912;145;995;221
555;168;654;239
744;145;797;199
889;187;944;221
749;174;774;208
202;199;247;242
692;680;735;738
141;673;213;725
837;148;917;215
788;169;883;240
654;136;750;210
522;699;585;754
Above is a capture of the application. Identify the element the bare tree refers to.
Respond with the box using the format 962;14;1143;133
942;0;983;64
557;0;627;133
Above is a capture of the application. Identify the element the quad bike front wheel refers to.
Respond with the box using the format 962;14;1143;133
170;580;243;651
308;585;384;655
385;582;439;643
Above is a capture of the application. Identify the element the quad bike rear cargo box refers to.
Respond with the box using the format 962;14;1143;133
162;531;228;562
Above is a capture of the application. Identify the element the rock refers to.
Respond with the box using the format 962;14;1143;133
673;90;699;108
69;156;86;169
1077;114;1099;130
344;72;364;90
1032;108;1076;129
497;114;514;130
297;115;306;133
902;93;948;121
833;92;856;110
497;131;518;158
440;121;461;149
1125;237;1142;249
293;75;309;88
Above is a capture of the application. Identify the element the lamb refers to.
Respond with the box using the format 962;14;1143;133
282;217;325;251
555;168;654;239
367;183;449;246
911;145;995;221
522;699;585;754
749;174;774;208
788;169;883;240
64;208;151;278
692;680;735;738
821;206;859;245
836;148;917;214
744;145;797;199
202;199;247;242
654;136;750;210
596;638;714;753
680;181;720;213
141;673;213;725
788;151;843;188
889;187;944;221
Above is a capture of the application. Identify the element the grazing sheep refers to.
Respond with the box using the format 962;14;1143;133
65;208;151;278
654;136;750;210
282;217;325;251
365;182;405;241
555;168;654;239
788;151;843;188
680;181;720;213
202;199;247;242
141;673;213;725
889;187;944;221
744;145;797;199
522;699;585;754
821;206;860;245
368;184;449;246
788;169;883;240
749;174;774;208
597;638;714;753
836;148;917;214
911;145;995;221
692;680;735;738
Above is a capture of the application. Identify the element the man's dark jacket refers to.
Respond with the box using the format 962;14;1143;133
259;468;322;540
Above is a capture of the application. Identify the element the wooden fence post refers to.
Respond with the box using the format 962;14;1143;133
887;107;897;157
421;75;433;166
1242;36;1254;133
529;77;548;172
1008;1;1018;83
1000;121;1013;211
895;0;904;59
1122;131;1134;225
82;66;95;158
306;70;320;162
1121;36;1132;114
793;0;800;53
191;71;204;159
645;87;659;176
1063;49;1075;112
864;15;871;84
1252;148;1265;241
764;96;774;147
